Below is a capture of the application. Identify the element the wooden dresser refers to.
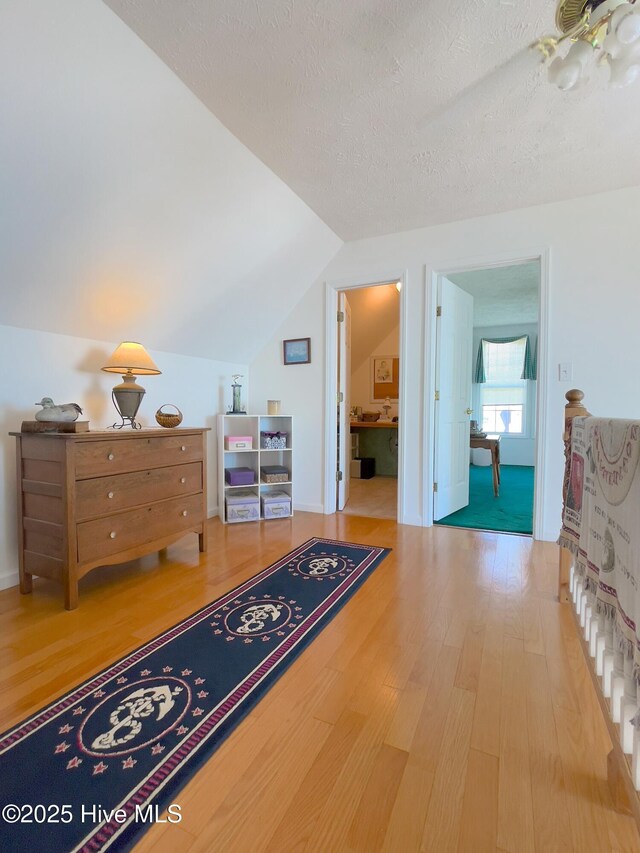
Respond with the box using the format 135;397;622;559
11;428;209;609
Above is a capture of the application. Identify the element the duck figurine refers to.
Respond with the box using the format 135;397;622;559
34;397;83;423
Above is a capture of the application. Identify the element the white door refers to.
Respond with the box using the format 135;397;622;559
337;292;352;510
434;277;474;520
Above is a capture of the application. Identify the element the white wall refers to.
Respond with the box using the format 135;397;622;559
249;185;640;541
472;323;538;467
0;324;246;590
351;327;400;418
0;0;341;365
248;286;325;514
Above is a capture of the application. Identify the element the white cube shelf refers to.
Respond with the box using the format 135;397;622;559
218;414;293;523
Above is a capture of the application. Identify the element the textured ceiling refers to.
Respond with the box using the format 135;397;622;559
103;0;640;240
448;261;539;326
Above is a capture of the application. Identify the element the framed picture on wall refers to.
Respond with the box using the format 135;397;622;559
283;337;311;365
371;355;399;401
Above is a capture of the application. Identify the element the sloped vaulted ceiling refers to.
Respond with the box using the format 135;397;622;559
103;0;640;241
0;1;341;363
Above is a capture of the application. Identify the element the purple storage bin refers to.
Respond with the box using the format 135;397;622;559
225;467;256;486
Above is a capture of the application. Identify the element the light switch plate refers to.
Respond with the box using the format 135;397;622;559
559;362;573;382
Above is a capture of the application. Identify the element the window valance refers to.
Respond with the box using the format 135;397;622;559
474;335;537;384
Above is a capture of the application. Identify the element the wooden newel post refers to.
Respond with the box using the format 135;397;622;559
558;389;590;603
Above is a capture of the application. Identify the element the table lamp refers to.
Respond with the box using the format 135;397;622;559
102;341;161;429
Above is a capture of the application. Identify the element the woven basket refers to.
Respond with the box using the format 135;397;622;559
155;404;183;429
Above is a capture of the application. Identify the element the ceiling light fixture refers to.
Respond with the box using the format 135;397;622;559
533;0;640;89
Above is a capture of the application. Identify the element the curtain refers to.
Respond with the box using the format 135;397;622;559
474;335;536;384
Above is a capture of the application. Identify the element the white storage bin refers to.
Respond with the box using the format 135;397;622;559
260;431;288;449
261;491;291;519
471;447;492;467
225;435;253;450
226;490;259;523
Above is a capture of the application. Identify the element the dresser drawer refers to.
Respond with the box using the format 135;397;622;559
75;462;202;521
74;434;203;478
77;493;203;564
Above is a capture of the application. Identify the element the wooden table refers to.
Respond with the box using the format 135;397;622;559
470;435;501;497
350;421;398;429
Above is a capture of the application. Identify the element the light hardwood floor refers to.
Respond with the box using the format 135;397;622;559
1;513;639;852
342;476;397;519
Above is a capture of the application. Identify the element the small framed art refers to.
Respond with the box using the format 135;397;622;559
371;355;399;401
283;337;311;365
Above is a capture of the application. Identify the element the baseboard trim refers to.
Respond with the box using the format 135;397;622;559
0;569;19;592
294;503;324;515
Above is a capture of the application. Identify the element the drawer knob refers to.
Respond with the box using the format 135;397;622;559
180;477;186;484
107;491;114;499
181;445;186;452
182;510;188;517
109;531;117;539
107;453;115;461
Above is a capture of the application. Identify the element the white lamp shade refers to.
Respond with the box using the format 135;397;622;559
549;56;581;89
102;342;161;376
612;4;640;44
609;54;640;86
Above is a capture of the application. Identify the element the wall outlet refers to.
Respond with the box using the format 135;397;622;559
559;362;573;382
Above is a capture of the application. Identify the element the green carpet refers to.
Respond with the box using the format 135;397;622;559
435;465;534;534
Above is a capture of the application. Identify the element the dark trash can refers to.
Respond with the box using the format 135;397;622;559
355;457;375;479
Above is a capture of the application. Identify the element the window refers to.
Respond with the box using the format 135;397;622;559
481;393;525;434
479;337;529;436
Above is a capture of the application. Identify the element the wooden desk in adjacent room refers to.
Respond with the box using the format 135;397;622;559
470;435;501;497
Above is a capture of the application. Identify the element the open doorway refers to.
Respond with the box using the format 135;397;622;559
337;282;401;520
433;260;540;535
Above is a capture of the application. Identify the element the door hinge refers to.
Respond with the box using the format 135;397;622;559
337;310;344;322
435;390;440;401
436;305;442;317
337;391;344;404
336;470;343;482
433;482;438;492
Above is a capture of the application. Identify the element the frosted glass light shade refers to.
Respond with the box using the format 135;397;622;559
612;4;640;44
549;55;581;89
537;1;640;92
102;342;161;376
609;54;640;86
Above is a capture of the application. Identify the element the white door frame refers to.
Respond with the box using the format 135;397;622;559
423;248;549;540
324;270;409;521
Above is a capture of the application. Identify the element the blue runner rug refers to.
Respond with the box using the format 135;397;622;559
0;537;389;852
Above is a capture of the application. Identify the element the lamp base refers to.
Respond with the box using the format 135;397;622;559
110;414;143;430
111;383;145;429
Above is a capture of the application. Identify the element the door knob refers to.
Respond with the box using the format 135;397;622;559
466;408;473;415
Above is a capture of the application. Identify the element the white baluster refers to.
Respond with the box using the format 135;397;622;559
621;699;638;755
589;618;599;658
584;604;592;640
579;594;588;629
603;653;615;698
596;635;606;676
632;728;640;790
574;581;583;616
612;675;625;722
